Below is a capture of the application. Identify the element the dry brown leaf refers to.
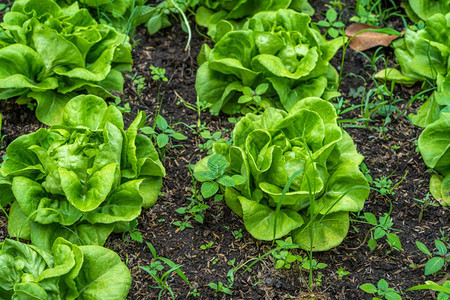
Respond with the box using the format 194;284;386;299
345;23;402;51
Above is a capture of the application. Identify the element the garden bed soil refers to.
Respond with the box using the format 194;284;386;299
0;0;448;299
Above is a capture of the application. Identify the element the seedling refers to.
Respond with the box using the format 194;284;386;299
360;279;402;300
411;240;449;275
374;171;408;197
126;72;147;102
122;218;143;243
316;7;345;38
337;267;349;278
193;154;245;199
198;130;230;154
150;66;168;82
200;241;214;250
360;211;402;251
272;237;301;270
238;83;269;106
233;229;243;240
141;115;187;156
172;220;193;231
208;282;232;296
110;98;131;113
139;242;190;300
413;192;438;222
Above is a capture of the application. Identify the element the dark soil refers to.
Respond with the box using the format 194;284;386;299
0;0;448;299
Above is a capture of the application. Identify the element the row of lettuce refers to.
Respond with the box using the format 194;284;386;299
0;0;167;298
380;2;449;207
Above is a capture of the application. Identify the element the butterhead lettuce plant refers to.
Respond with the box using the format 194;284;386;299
0;237;131;300
418;112;450;206
196;9;343;116
0;95;165;250
0;0;132;125
378;12;450;127
196;0;314;42
195;98;369;251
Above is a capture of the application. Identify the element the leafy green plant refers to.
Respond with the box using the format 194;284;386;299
139;242;190;300
0;95;165;250
0;0;133;125
360;212;402;251
194;154;245;199
196;9;343;115
418;112;450;207
360;279;403;300
0;237;132;299
208;281;232;296
374;176;395;196
411;240;449;275
196;0;314;42
401;0;450;22
56;0;147;36
195;98;370;251
379;13;450;128
316;7;345;38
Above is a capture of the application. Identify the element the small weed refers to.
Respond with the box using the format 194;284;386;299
126;72;147;102
360;278;402;300
193;154;245;199
361;162;373;185
200;241;214;250
390;144;401;151
208;281;232;296
110;98;131;113
139;242;190;300
122;218;143;243
410;240;449;275
141;115;187;157
150;66;168;82
238;83;269;106
172;220;193;231
349;86;366;99
233;229;243;240
337;267;349;278
316;6;345;38
361;211;402;251
413;192;438;222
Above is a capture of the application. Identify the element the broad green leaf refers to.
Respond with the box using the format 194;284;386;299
201;181;219;198
425;257;445;275
82;180;143;224
156;134;169;148
416;241;431;256
386;233;402;250
75;245;131;300
359;283;377;294
62;95;108;130
59;163;116;212
240;197;303;240
292;211;350;251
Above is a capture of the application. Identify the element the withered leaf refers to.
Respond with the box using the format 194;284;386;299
345;23;403;51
